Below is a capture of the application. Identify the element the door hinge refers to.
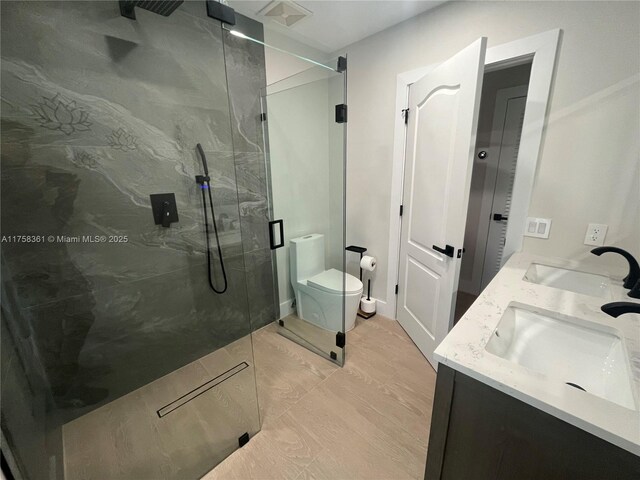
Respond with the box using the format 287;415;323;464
402;108;409;124
395;284;399;295
335;104;348;123
399;205;404;216
336;331;345;348
260;112;267;122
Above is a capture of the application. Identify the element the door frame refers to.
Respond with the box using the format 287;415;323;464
382;29;560;318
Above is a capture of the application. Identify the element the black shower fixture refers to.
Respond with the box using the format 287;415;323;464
119;0;184;20
119;1;236;26
196;143;228;294
150;193;179;227
206;0;236;25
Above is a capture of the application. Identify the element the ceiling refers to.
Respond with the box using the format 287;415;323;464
228;1;446;53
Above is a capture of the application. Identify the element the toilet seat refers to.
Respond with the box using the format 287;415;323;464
306;269;363;294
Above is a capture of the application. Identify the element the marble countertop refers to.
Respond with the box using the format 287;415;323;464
435;252;640;455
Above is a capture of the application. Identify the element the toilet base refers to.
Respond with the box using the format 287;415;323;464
294;285;361;332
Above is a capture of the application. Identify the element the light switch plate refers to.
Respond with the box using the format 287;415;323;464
524;217;552;239
584;223;608;246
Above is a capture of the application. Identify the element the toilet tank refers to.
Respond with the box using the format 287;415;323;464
290;234;325;284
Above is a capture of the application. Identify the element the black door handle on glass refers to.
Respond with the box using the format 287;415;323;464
493;213;508;222
433;244;455;258
269;219;284;250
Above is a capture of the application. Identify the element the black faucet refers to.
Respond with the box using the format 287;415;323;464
591;246;640;294
601;301;640;318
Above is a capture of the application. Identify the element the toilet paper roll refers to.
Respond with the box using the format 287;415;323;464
360;297;376;313
360;255;377;272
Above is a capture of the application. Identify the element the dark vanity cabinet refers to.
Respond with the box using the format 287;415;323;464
424;365;640;480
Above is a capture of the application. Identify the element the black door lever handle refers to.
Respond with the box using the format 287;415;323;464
433;244;455;258
493;213;508;222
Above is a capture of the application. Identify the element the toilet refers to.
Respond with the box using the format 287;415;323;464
290;234;363;331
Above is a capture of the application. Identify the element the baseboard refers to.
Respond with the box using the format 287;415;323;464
371;298;395;319
281;296;395;321
279;298;294;319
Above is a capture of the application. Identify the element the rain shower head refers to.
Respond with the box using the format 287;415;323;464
119;1;184;20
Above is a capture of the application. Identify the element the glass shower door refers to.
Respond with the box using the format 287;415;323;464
1;2;264;479
261;63;348;365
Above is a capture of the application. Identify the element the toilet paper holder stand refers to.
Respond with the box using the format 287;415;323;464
346;245;377;319
345;245;367;281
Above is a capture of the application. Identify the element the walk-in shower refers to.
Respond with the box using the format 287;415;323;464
0;1;346;478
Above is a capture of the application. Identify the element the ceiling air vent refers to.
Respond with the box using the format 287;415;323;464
257;1;312;28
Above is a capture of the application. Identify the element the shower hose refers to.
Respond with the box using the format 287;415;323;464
196;143;228;294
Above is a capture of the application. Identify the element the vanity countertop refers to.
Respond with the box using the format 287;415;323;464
435;252;640;455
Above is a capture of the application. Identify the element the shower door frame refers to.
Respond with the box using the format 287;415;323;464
259;57;349;366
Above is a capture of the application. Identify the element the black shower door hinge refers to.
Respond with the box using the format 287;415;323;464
336;331;345;348
260;112;267;122
399;205;403;216
238;432;250;447
206;0;236;25
337;56;347;72
335;104;348;123
395;284;399;295
402;108;409;124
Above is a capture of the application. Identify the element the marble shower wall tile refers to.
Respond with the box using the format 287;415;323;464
0;1;271;421
243;248;277;330
1;145;243;309
1;1;233;152
223;16;278;330
235;151;271;253
223;16;267;154
1;318;56;480
22;254;251;421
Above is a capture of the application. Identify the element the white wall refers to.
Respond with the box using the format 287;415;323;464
263;28;330;84
338;1;640;307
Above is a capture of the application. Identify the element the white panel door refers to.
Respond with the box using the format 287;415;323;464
397;38;487;369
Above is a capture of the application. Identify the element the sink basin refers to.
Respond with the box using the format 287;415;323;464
486;305;635;410
523;263;611;299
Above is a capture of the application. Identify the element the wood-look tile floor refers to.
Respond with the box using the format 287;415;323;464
205;315;437;480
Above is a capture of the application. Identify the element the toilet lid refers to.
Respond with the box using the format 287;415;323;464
307;269;363;294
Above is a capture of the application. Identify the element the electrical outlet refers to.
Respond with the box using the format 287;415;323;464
584;223;608;246
524;217;551;239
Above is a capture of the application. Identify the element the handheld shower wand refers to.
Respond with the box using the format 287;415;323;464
196;143;228;294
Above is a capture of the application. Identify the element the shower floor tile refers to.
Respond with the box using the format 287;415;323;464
206;315;437;480
63;336;261;480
